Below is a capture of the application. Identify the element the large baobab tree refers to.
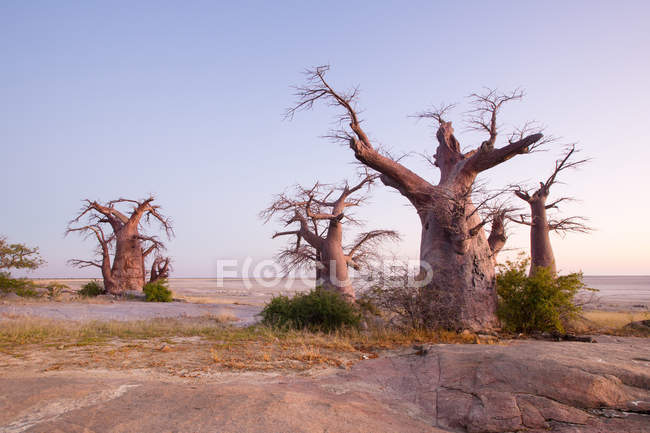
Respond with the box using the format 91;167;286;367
67;197;173;294
261;173;399;300
288;66;546;330
510;145;590;275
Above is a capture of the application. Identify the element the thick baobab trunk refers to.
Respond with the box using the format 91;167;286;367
319;219;354;299
111;225;146;292
418;207;498;330
529;199;556;275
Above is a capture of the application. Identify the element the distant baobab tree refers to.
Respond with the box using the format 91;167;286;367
66;197;173;294
261;173;399;300
510;145;590;275
287;65;548;330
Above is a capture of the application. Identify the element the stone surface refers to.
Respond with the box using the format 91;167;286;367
0;337;648;433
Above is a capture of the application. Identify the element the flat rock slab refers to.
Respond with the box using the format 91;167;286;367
0;376;443;433
1;337;648;433
0;302;261;325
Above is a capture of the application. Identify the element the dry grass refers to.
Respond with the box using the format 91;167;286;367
0;316;487;373
582;310;650;330
0;314;238;346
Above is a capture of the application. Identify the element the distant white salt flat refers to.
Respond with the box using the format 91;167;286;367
28;275;650;309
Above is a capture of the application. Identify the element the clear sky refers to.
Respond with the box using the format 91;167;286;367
2;1;649;277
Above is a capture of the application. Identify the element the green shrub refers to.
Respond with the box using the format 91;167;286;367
496;257;592;334
0;272;40;297
78;280;105;297
47;283;68;300
261;288;360;332
143;279;173;302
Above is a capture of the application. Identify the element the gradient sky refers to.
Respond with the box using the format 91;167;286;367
2;1;649;277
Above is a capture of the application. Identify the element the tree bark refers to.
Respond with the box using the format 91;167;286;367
111;225;146;292
319;217;354;298
528;198;556;275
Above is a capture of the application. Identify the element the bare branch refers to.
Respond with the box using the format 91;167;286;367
413;102;456;125
465;88;524;149
67;259;102;269
287;65;433;202
548;216;592;234
346;230;400;261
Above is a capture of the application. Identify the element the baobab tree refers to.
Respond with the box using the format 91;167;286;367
288;66;546;330
510;145;590;275
149;256;171;283
67;197;173;294
261;173;399;300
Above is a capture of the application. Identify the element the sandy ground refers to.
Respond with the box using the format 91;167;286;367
0;301;261;325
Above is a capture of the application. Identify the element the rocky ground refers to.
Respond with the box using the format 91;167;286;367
1;336;648;433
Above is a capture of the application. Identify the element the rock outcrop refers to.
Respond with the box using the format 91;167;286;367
1;337;648;432
335;336;649;432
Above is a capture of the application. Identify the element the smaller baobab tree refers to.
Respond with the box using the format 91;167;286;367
510;145;590;275
149;256;171;283
66;197;173;294
261;173;399;300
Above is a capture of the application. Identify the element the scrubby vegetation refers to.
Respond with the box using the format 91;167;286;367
78;280;105;297
46;282;69;300
0;272;40;297
261;288;361;332
496;257;593;333
143;279;173;302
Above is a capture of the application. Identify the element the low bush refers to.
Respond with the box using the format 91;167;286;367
496;257;593;333
143;279;173;302
0;272;40;297
46;282;69;300
357;263;433;330
261;288;360;332
78;280;105;297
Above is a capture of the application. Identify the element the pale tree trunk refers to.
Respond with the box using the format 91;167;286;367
319;218;354;299
513;177;557;276
111;225;146;292
418;205;499;329
529;199;556;275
